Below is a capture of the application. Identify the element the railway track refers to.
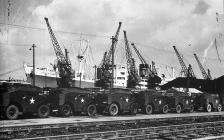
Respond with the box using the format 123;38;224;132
10;121;224;140
1;113;224;140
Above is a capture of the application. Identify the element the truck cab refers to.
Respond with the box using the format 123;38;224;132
164;90;194;113
134;89;170;114
42;87;98;117
193;93;222;112
96;88;138;116
0;82;50;120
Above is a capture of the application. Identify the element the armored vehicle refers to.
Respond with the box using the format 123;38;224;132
96;88;138;116
42;87;98;117
134;89;170;114
193;93;222;112
164;89;194;113
0;82;50;120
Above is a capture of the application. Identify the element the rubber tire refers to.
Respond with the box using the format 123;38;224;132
162;105;169;114
60;104;72;117
38;104;50;118
206;103;212;112
130;103;138;115
87;104;97;116
189;105;194;113
217;104;222;112
109;103;119;116
6;105;19;120
176;104;182;113
145;104;153;115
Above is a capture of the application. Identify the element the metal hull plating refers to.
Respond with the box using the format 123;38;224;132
24;64;95;88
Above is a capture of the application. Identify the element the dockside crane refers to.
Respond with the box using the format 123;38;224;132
96;22;122;88
44;17;73;88
105;22;122;66
131;43;151;77
131;43;161;88
173;46;195;78
151;61;158;75
124;31;139;88
194;53;212;80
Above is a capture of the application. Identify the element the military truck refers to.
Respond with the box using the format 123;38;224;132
96;88;138;116
42;87;98;117
134;89;170;114
193;93;222;112
0;82;50;120
163;89;194;113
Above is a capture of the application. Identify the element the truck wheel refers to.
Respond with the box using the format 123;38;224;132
206;103;212;112
6;105;19;120
38;104;50;118
130;103;138;115
60;104;72;117
109;103;119;116
145;104;153;115
176;104;182;113
162;105;169;114
189;105;194;113
217;104;222;112
87;104;97;116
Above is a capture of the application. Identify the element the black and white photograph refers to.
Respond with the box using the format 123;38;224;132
0;0;224;139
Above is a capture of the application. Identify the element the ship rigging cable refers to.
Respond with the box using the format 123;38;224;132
0;66;23;77
0;22;223;62
0;22;110;38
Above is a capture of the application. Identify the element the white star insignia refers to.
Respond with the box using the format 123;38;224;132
81;98;84;103
30;97;35;104
125;98;129;102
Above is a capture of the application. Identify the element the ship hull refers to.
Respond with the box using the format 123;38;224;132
24;64;126;88
26;74;95;88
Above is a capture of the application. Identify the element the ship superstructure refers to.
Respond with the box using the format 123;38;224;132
24;63;127;88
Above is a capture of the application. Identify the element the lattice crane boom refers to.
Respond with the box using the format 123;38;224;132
105;22;122;65
44;18;68;64
131;43;154;76
124;30;139;87
194;53;212;80
99;52;107;67
173;46;195;78
130;43;161;89
96;22;122;88
44;17;73;87
131;43;147;65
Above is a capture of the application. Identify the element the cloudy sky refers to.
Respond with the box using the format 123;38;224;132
0;0;223;80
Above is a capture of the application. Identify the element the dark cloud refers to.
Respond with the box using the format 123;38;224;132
193;0;210;15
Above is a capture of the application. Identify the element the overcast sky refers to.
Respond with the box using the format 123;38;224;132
0;0;223;80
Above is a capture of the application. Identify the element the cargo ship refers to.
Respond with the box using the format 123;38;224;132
24;63;128;88
23;63;95;88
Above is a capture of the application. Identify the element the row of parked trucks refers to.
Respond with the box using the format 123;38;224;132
0;82;223;120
